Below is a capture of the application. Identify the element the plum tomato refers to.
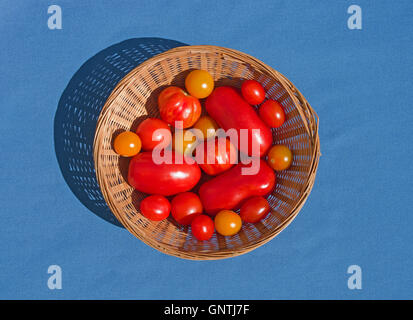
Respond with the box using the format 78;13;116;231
136;118;171;151
267;145;293;171
171;192;203;225
193;116;219;140
259;100;286;128
140;195;171;221
239;196;271;223
241;80;266;105
214;210;242;236
185;70;214;99
172;129;198;156
113;131;141;157
158;86;201;128
191;215;215;241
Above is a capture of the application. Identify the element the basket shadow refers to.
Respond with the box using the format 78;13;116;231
54;37;188;227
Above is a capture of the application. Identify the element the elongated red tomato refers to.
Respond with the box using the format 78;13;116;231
205;86;273;157
199;160;276;215
128;151;201;196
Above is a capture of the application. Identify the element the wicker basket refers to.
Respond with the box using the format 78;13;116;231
93;45;320;260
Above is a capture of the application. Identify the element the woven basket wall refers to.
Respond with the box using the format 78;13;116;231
93;45;320;260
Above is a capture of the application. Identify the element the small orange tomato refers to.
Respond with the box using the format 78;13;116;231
193;116;219;140
172;129;198;155
185;70;214;99
267;145;293;171
113;131;141;157
214;210;242;236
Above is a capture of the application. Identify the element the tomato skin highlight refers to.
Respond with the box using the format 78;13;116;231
191;215;215;240
158;86;202;128
113;131;141;157
259;100;286;128
136;118;171;151
267;145;293;171
140;195;171;221
185;70;214;99
205;86;273;157
199;160;276;215
128;151;201;196
239;196;271;223
171;192;203;225
198;138;237;176
241;80;266;105
214;210;242;236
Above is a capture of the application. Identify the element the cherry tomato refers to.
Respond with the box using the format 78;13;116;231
172;129;198;155
193;116;219;140
136;118;171;151
158;86;201;128
140;195;171;221
259;100;286;128
191;215;215;241
198;138;237;176
185;70;214;99
113;131;141;157
214;210;242;236
240;196;271;223
241;80;266;105
171;192;203;225
267;145;293;171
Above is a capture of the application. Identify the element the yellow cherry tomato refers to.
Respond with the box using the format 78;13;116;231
172;129;198;155
193;116;219;140
185;70;214;99
267;145;293;171
214;210;242;236
113;131;141;157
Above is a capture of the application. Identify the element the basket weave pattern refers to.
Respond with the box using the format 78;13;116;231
93;45;320;260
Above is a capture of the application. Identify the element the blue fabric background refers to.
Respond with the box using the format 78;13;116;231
1;0;412;299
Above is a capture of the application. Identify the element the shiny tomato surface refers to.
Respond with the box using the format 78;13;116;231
205;86;273;157
193;116;219;140
198;138;237;176
171;192;203;225
113;131;141;157
267;145;293;171
241;80;266;105
199;160;276;215
158;86;201;128
239;196;271;223
140;195;171;221
214;210;242;236
259;100;286;128
191;215;215;241
185;70;214;99
136;118;171;151
128;151;201;196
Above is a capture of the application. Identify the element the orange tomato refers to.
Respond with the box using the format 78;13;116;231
267;145;293;171
214;210;242;236
113;131;141;157
185;70;214;99
193;116;219;140
172;129;198;155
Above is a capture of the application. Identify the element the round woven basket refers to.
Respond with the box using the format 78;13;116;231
93;45;320;260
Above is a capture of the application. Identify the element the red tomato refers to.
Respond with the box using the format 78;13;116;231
140;195;171;221
171;192;203;225
241;80;266;105
158;86;202;128
259;100;286;128
198;138;237;176
239;196;271;223
128;151;201;196
199;160;276;215
191;215;215;241
267;145;293;171
205;86;273;157
136;118;171;151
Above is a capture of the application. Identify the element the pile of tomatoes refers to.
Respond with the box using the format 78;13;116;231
113;70;293;241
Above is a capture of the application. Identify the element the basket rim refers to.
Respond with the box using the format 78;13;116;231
93;44;321;260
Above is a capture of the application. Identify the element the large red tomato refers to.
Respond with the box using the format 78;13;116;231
140;195;171;221
171;192;203;225
136;118;171;151
158;86;201;128
198;138;237;176
191;215;214;241
239;196;270;223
